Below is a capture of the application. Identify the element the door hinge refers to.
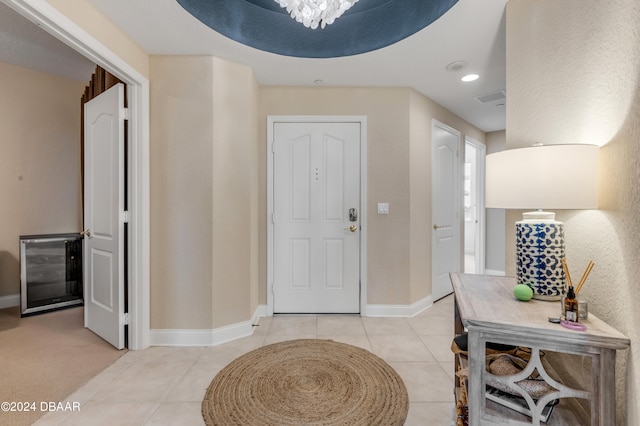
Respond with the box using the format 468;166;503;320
120;312;129;326
271;142;276;153
121;107;129;121
272;212;276;224
121;211;129;223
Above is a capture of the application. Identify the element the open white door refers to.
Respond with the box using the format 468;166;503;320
272;121;361;313
464;138;486;274
83;83;125;349
431;120;462;301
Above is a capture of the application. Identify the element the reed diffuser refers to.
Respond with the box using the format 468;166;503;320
561;259;594;322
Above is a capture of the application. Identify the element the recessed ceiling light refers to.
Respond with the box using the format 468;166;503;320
445;60;467;72
461;74;479;82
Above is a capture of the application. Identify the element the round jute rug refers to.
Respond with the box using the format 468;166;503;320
202;339;409;425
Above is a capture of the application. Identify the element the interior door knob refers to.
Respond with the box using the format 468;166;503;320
81;229;91;237
349;225;358;233
433;224;444;230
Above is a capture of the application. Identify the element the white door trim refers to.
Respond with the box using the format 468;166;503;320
6;0;150;349
267;116;367;316
465;136;486;274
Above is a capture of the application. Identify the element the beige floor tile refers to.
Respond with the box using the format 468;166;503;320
420;334;456;363
369;335;436;362
391;362;455;403
91;361;193;402
362;317;414;335
440;361;456;382
133;346;205;364
317;315;365;335
405;402;456;426
316;334;373;352
251;316;272;336
146;402;205;425
165;363;218;402
267;315;317;335
35;304;457;425
196;335;263;366
56;401;159;426
262;334;316;345
407;314;454;336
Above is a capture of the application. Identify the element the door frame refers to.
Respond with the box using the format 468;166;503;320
267;116;367;316
464;136;486;274
6;0;150;349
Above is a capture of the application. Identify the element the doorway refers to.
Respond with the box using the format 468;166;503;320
6;0;151;349
267;116;368;315
464;138;486;274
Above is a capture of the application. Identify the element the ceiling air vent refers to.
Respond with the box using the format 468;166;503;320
475;90;506;104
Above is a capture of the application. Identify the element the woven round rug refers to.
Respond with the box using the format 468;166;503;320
202;339;408;425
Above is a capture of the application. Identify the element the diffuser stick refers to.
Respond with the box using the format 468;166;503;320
575;261;595;295
562;258;573;289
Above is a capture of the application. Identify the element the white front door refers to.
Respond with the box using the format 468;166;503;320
83;83;126;349
272;122;361;313
431;120;462;301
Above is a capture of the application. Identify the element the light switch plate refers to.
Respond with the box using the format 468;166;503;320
377;203;389;214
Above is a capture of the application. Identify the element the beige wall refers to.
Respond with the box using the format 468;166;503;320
506;0;640;423
150;56;259;329
211;57;260;326
0;61;85;298
45;0;149;79
259;87;484;306
149;56;214;329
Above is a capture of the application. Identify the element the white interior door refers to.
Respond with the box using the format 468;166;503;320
272;122;361;313
431;121;462;301
83;83;125;349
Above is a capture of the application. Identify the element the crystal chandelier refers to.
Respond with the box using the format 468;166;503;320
275;0;359;29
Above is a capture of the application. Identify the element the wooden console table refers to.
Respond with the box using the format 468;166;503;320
450;273;630;426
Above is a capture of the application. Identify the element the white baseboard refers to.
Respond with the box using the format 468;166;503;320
149;304;268;347
365;294;434;317
0;294;20;309
484;269;506;276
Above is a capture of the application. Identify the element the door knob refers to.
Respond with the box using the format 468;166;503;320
349;225;358;233
81;229;91;237
433;224;444;230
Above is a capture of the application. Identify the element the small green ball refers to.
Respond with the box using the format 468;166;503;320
514;284;534;301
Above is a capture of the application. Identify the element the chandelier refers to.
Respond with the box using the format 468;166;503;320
275;0;359;29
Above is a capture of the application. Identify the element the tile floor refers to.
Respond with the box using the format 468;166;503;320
35;295;456;426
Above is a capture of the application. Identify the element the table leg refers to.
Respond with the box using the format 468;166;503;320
596;349;616;426
468;330;485;426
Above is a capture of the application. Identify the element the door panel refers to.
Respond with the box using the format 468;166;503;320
84;83;125;349
432;122;462;301
273;122;360;313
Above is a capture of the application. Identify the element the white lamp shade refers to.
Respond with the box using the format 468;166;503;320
486;144;599;210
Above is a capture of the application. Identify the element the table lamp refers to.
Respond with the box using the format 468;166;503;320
485;144;599;300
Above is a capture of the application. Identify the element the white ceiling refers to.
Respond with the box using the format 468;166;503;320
0;0;507;132
0;1;95;81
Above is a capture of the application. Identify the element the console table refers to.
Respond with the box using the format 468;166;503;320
450;273;630;426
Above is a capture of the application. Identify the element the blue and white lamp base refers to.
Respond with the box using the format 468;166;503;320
516;211;565;301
